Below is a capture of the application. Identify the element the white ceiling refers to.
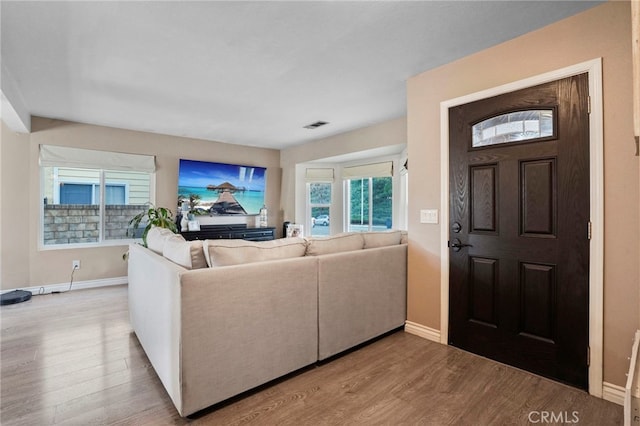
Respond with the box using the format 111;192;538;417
1;1;602;150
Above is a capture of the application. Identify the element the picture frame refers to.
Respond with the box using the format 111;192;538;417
286;223;304;238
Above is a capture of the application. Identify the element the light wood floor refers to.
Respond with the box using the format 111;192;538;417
1;285;622;425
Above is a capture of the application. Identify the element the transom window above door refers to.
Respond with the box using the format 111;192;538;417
471;109;555;147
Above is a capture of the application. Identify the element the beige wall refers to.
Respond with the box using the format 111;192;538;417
633;0;640;336
0;117;280;290
407;1;638;388
1;122;31;289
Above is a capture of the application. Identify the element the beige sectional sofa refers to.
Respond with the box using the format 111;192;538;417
128;229;407;417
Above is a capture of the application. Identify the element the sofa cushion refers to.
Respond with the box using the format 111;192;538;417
363;230;403;249
146;226;177;254
203;237;307;267
305;232;364;256
162;235;208;270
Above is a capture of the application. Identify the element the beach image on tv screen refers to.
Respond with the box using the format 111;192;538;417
178;159;266;215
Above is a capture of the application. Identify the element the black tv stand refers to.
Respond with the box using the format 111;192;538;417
181;224;275;241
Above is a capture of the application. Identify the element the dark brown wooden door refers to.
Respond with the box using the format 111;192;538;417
448;74;590;389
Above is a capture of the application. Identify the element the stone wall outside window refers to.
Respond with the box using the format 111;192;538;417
43;204;145;245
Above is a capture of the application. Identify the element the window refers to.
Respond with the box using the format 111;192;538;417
471;109;555;147
346;177;393;232
305;168;334;237
308;182;332;237
344;161;393;232
104;184;126;205
59;182;126;205
40;145;154;247
59;182;94;204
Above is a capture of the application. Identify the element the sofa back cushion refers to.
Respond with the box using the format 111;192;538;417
305;232;364;256
162;235;208;270
146;226;177;254
362;230;403;249
203;237;307;267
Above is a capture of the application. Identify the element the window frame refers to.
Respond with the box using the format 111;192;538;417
306;181;333;236
344;175;394;233
40;166;155;250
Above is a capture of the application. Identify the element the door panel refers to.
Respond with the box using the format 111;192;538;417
469;256;498;327
519;261;556;342
470;165;498;233
520;159;556;236
448;74;590;389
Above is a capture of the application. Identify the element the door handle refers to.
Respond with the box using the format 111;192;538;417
449;238;472;252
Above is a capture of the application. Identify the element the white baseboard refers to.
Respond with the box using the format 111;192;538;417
603;382;625;406
404;320;441;343
2;276;127;296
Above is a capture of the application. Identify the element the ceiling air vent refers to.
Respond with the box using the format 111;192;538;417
303;121;329;129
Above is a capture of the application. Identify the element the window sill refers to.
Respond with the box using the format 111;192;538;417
38;238;141;251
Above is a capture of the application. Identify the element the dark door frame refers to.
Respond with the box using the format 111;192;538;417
438;59;604;398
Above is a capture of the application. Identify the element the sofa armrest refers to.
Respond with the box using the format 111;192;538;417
127;243;185;413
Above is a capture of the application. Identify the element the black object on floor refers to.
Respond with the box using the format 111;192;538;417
0;290;32;305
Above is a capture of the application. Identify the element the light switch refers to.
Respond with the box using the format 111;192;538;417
420;209;439;224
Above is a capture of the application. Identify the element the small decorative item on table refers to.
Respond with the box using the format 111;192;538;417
259;204;268;227
286;224;304;238
187;218;200;231
180;201;190;231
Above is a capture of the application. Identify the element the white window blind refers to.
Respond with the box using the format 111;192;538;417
342;161;393;179
39;145;155;173
305;168;334;182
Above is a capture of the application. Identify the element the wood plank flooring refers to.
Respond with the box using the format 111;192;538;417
1;285;622;425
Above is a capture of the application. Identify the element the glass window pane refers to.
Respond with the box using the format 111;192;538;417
104;170;151;241
309;183;331;204
43;167;100;245
347;176;393;233
95;185;126;205
309;182;331;236
472;109;554;147
106;185;125;205
60;183;93;204
372;177;393;230
310;206;330;237
348;178;369;232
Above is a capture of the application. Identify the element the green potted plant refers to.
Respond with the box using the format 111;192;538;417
127;204;178;247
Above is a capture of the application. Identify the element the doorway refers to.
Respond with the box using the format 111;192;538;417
438;60;604;395
448;74;589;389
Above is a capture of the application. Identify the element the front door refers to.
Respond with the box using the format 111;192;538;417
448;74;590;389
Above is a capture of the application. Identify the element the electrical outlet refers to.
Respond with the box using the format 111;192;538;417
72;260;81;270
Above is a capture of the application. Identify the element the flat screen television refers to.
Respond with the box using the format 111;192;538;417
177;159;266;215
